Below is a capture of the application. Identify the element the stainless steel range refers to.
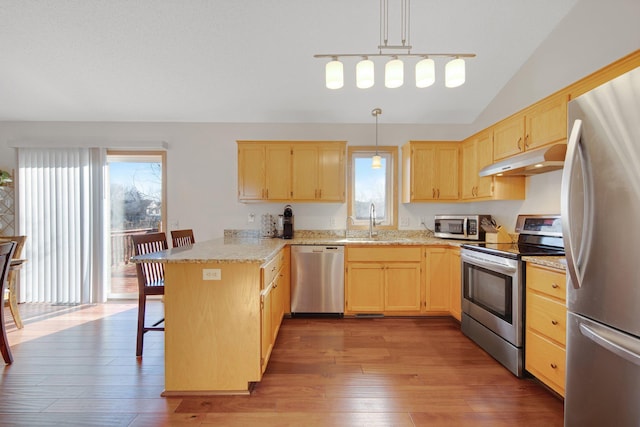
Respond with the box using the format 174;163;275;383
460;214;564;377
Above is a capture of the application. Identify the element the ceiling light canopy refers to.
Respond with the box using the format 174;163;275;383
314;0;476;90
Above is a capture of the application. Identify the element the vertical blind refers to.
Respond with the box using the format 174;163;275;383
18;148;106;304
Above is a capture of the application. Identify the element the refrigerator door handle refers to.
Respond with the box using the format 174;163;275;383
580;323;640;367
561;119;593;289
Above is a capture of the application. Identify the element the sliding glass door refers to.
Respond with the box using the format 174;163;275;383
107;151;166;299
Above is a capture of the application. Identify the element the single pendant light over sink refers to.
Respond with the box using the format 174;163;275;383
372;108;382;169
314;0;476;90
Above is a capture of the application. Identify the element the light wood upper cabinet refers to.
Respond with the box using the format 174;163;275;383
493;92;568;162
525;93;568;150
265;144;292;200
402;141;459;202
461;130;494;200
238;141;345;202
461;130;526;201
493;113;526;161
238;143;267;201
292;142;345;202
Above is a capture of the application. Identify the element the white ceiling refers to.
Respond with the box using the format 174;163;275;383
0;0;579;124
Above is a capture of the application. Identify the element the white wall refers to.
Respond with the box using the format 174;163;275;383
0;0;636;238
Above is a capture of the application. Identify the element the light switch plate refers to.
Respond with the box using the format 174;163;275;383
202;268;222;281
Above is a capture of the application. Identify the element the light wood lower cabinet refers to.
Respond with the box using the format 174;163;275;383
345;246;457;316
525;263;567;396
449;248;462;321
345;246;423;315
260;248;287;372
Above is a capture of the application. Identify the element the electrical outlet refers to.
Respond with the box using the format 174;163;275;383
248;213;255;223
168;219;179;230
203;268;221;281
420;217;428;228
329;217;336;227
400;217;409;227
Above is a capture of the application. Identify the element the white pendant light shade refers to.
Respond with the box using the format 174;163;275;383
325;59;344;89
371;154;382;169
356;58;375;89
415;58;435;88
385;58;404;88
445;57;465;88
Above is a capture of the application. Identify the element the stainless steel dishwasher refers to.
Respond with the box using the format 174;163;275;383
291;245;344;316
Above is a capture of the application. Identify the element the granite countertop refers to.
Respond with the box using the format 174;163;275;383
131;230;468;265
522;255;567;271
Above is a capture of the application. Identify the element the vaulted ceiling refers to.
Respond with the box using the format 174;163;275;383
0;0;579;124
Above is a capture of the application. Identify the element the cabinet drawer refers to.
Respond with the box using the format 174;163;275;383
262;249;285;288
526;292;566;345
526;264;566;301
525;330;566;396
347;246;422;262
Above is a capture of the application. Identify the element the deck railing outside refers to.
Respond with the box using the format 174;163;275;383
110;228;156;267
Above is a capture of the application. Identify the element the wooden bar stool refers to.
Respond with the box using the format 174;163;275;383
0;236;26;329
0;241;16;364
131;232;168;357
171;229;195;248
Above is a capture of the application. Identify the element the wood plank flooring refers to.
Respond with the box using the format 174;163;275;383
1;302;564;426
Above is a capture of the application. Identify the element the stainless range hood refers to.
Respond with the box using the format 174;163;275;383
479;143;567;177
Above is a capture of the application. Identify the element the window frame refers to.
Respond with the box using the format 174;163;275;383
347;145;398;230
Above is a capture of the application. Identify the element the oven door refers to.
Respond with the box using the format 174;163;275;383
461;249;522;347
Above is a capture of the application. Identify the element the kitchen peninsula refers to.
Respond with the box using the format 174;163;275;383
132;232;464;395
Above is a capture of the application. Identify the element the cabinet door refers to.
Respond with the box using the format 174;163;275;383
265;145;291;200
449;248;461;321
270;273;284;342
384;263;421;312
317;145;345;201
291;145;319;200
526;93;567;150
238;144;265;200
493;114;525;161
346;263;384;312
460;139;477;200
474;131;495;198
425;248;450;312
435;145;459;200
411;145;437;200
260;286;273;373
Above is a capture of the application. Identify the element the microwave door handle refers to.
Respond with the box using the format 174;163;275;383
461;253;517;275
463;217;469;238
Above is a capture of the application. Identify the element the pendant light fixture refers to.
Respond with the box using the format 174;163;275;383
372;108;382;169
315;0;475;90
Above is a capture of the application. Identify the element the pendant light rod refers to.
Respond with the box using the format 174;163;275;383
372;107;382;155
314;53;476;59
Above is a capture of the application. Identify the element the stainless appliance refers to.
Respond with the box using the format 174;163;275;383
563;67;640;426
460;214;564;377
283;205;294;239
290;245;344;316
434;214;492;240
479;143;567;177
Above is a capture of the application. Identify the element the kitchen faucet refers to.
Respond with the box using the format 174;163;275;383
345;216;355;238
369;203;378;238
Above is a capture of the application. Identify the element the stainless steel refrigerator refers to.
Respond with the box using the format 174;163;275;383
562;66;640;426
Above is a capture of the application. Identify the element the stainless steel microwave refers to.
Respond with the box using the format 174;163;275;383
434;214;492;240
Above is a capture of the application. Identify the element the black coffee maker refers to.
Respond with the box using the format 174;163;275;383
282;205;294;239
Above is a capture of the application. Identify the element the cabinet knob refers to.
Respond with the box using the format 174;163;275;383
517;137;522;150
550;363;558;369
551;282;559;289
525;134;530;147
551;320;559;325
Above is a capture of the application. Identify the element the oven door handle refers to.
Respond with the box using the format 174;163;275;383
461;252;518;275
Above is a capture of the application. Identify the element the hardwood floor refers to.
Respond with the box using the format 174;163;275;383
1;302;564;426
